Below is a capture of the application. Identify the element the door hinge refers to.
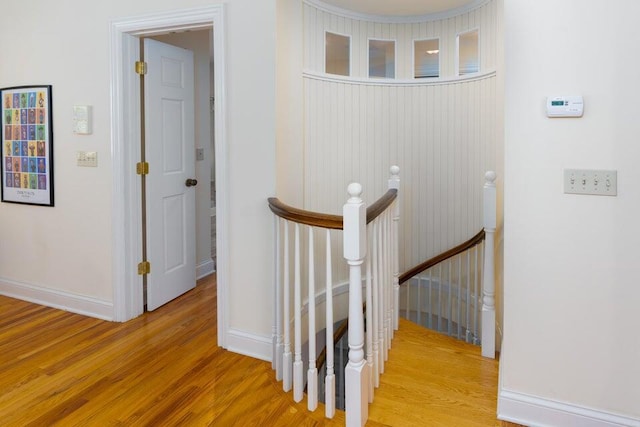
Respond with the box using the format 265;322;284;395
135;61;147;75
136;162;149;175
137;261;151;275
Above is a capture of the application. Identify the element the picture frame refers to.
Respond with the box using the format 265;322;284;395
1;85;54;206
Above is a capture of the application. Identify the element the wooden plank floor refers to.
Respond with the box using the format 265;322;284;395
0;275;520;426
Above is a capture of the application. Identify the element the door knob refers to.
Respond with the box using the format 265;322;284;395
185;178;198;187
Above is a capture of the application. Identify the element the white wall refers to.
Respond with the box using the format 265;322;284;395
0;0;276;352
501;0;640;424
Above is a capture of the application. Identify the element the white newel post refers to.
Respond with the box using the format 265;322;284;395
482;171;496;359
388;166;400;331
343;183;369;427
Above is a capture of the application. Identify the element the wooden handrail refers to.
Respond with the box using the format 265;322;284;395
268;189;397;230
365;189;397;224
267;197;343;229
398;229;485;284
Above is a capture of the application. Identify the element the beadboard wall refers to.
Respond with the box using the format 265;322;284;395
301;0;498;271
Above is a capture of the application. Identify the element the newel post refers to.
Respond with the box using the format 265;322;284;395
343;183;369;427
482;171;496;359
388;165;400;331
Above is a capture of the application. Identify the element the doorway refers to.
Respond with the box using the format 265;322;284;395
109;6;229;346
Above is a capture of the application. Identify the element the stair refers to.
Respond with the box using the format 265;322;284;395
366;318;499;426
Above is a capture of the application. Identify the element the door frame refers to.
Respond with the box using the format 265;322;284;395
109;5;229;346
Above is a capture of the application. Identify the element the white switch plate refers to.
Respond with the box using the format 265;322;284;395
77;151;98;167
564;169;617;196
196;147;205;161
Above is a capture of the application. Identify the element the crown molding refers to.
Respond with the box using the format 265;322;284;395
304;0;491;24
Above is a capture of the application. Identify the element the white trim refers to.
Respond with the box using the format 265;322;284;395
456;27;481;77
498;389;640;427
324;30;352;77
196;259;215;279
0;277;113;321
109;5;229;348
413;37;441;79
305;0;490;24
303;68;495;87
226;328;272;362
367;37;397;80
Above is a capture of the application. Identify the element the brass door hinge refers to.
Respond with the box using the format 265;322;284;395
138;261;151;275
136;162;149;175
135;61;147;75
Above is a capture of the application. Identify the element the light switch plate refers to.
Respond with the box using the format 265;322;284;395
564;169;616;196
77;151;98;167
196;147;205;161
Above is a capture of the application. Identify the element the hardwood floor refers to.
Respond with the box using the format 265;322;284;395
0;275;521;426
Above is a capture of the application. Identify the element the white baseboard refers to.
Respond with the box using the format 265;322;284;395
197;259;216;279
0;277;113;321
498;389;640;427
225;328;271;362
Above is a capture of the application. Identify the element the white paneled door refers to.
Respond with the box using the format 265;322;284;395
144;38;196;311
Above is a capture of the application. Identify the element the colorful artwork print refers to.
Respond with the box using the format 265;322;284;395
0;85;53;206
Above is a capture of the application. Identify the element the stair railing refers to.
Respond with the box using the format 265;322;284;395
269;166;400;426
397;171;496;359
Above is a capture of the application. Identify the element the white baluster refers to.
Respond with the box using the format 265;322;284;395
457;255;462;340
376;219;386;371
466;250;471;343
307;227;318;411
482;171;497;359
272;216;278;371
389;166;400;332
427;269;432;329
447;259;452;336
381;217;389;361
283;222;292;392
476;243;482;343
343;183;369;427
385;212;392;345
274;217;284;379
438;263;443;333
372;220;382;382
325;229;335;418
365;226;374;403
417;270;422;326
293;223;303;401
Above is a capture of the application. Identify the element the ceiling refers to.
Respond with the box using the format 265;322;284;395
320;0;478;16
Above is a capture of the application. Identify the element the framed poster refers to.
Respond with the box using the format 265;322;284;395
1;85;54;206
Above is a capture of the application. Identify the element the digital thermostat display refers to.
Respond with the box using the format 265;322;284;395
547;96;583;118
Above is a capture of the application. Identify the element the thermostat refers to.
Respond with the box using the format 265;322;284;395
546;96;583;118
73;105;93;134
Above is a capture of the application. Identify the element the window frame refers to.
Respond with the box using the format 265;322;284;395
456;28;481;76
413;37;441;79
324;30;352;77
367;37;397;79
